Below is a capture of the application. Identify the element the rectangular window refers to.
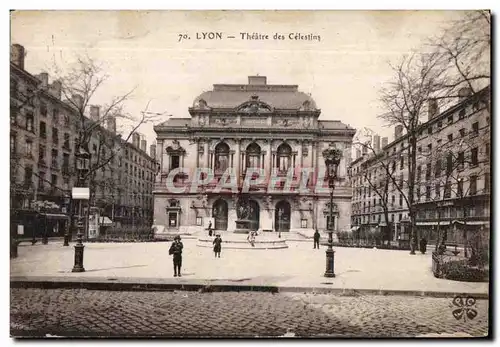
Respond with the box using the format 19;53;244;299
26;112;34;132
470;175;477;195
63;133;70;150
52;127;59;144
427;143;432;153
425;186;431;200
51;174;57;188
301;219;307;228
437;121;442;129
448;134;453;142
10;133;17;155
38;171;45;191
40;121;46;138
459;109;466;119
460;128;466;137
399;194;403;207
51;149;58;168
435;183;440;199
435;159;441;178
447;153;453;174
52;108;59;123
425;163;431;180
471;148;478;166
39;144;46;162
63;153;70;173
400;157;404;170
458;152;464;170
448;115;453;124
40;102;47;117
196;217;203;226
24;166;33;186
25;139;33;157
428;126;432;135
168;212;178;227
416;165;421;181
472;122;479;136
485;143;490;159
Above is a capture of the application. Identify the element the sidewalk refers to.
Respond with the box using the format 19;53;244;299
10;239;489;298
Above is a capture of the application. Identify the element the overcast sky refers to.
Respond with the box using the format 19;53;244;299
11;10;463;147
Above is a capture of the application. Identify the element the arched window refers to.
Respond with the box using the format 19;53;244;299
277;143;292;172
246;143;261;169
215;142;230;173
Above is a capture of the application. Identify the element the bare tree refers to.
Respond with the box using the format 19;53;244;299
378;52;447;254
429;10;491;112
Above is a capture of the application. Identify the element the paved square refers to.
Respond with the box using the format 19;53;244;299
11;238;488;295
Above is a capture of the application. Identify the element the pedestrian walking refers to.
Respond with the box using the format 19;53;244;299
213;234;222;258
419;236;428;254
247;231;256;247
313;229;321;249
208;221;213;237
169;235;184;277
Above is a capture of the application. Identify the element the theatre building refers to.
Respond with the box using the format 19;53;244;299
153;76;356;237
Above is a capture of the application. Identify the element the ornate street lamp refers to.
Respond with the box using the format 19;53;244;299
72;147;91;273
278;208;283;239
323;148;342;278
63;195;71;246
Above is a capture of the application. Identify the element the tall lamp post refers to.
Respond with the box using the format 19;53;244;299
323;148;342;278
72;147;91;273
63;195;71;246
278;208;282;238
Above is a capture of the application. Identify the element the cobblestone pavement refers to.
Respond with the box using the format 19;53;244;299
10;289;489;338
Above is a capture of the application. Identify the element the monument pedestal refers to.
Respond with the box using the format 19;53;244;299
234;219;252;234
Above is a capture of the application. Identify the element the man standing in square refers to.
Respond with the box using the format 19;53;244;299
169;235;184;277
313;229;321;249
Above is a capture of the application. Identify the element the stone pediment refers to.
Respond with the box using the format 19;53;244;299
237;95;273;114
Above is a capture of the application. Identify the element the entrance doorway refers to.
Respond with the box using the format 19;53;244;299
248;200;260;231
275;200;291;232
212;199;228;231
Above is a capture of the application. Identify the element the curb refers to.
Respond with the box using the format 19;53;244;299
10;277;489;299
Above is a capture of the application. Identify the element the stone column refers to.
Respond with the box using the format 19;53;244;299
267;139;273;178
235;138;241;183
203;139;209;169
297;140;303;168
195;139;200;168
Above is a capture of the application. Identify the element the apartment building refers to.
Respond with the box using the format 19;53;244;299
10;43;156;239
350;87;490;245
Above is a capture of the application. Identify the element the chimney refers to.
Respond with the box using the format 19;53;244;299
395;125;403;140
356;149;361;159
132;133;140;148
140;139;147;152
373;135;381;153
37;72;49;89
458;87;472;101
428;99;439;120
382;137;388;148
10;44;25;70
49;80;62;99
150;144;157;159
107;115;116;133
248;76;267;85
71;94;84;110
90;105;100;122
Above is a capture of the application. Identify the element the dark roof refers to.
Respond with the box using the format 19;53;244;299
192;77;317;110
155;118;191;128
318;120;355;130
193;90;317;110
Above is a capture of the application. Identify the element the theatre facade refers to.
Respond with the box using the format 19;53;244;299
153;76;356;237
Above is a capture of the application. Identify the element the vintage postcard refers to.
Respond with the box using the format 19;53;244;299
9;10;491;338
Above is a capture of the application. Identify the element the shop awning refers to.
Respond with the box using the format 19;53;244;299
350;226;360;231
378;222;387;227
416;221;451;226
41;213;69;220
98;216;113;226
